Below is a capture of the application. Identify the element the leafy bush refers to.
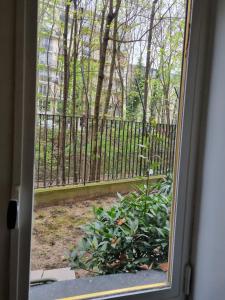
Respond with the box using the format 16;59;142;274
69;176;172;275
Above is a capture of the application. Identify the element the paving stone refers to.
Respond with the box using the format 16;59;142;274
30;270;44;281
42;268;76;281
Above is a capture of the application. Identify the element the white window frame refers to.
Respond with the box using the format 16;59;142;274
9;0;211;299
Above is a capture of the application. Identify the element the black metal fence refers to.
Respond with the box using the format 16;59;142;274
35;114;176;188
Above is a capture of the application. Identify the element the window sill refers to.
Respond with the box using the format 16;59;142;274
30;270;167;300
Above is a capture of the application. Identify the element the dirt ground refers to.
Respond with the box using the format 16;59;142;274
31;196;117;277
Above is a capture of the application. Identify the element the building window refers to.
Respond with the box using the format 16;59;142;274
38;84;48;96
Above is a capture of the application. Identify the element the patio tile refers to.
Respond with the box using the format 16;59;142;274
30;270;44;281
42;268;75;281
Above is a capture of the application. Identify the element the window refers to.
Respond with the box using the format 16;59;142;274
41;37;55;52
38;84;48;95
32;0;192;298
38;70;48;81
39;52;46;64
39;50;57;66
37;97;52;113
10;0;206;299
48;53;56;66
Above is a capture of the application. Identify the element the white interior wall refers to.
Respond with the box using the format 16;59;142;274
190;0;225;299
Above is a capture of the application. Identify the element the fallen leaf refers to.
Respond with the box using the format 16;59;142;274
139;264;149;270
116;218;126;226
111;237;120;246
159;262;169;272
139;263;153;270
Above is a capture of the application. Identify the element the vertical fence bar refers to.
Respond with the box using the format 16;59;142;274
170;125;176;172
136;122;141;177
139;122;146;177
167;125;170;172
56;115;60;185
97;119;103;181
67;116;72;184
167;125;172;173
145;123;148;175
147;123;151;172
157;124;161;175
143;122;148;175
132;122;137;177
167;124;172;173
79;117;84;183
124;121;130;178
154;124;158;175
162;124;166;174
43;114;48;187
120;121;125;180
161;124;166;174
94;120;99;183
112;120;117;179
128;121;133;178
89;118;94;182
107;120;112;180
50;114;55;185
165;124;170;174
152;124;157;175
72;116;75;184
36;114;42;188
158;124;163;174
83;117;89;185
116;120;121;179
103;119;108;181
73;117;78;183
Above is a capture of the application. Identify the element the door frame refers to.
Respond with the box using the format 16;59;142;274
10;0;211;299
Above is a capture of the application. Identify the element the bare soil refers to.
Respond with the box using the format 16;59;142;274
31;196;117;277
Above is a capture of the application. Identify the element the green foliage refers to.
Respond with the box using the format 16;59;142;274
127;58;145;120
69;177;172;275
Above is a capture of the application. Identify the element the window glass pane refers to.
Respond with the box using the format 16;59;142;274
31;0;190;299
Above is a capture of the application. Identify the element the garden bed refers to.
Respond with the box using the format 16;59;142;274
32;175;170;280
31;196;118;278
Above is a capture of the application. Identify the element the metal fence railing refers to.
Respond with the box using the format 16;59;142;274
35;114;176;188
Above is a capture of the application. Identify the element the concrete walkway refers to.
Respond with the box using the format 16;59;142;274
31;268;75;282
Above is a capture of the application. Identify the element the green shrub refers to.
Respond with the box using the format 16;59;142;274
69;176;172;275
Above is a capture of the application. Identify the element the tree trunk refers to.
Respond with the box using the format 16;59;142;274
164;87;170;124
61;1;71;185
140;0;158;176
71;0;79;182
86;0;98;115
116;43;125;119
102;14;118;120
96;14;118;180
90;0;121;181
143;0;158;124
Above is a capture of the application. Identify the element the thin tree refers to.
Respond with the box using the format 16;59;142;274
143;0;159;124
139;0;159;176
102;13;118;120
61;0;72;184
90;0;122;181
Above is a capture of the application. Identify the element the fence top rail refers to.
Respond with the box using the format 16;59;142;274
37;113;177;127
